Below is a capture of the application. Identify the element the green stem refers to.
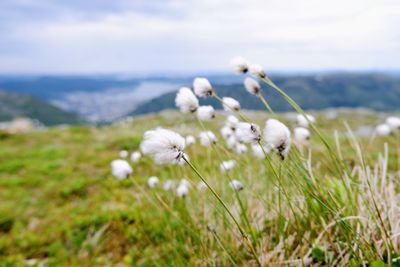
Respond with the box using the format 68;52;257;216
208;225;239;267
182;156;261;267
257;93;275;115
260;77;353;202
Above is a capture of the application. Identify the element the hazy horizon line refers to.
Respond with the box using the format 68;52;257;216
0;68;400;78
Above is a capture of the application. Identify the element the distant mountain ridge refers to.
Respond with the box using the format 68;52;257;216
0;73;399;123
129;73;400;116
0;76;140;100
0;76;199;122
0;91;84;125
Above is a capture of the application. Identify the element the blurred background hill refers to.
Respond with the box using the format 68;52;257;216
1;73;399;125
1;1;399;126
0;91;83;125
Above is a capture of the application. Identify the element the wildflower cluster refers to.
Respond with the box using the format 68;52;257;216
107;56;400;266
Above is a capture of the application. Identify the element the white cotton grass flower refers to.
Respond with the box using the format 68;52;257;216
193;77;214;97
225;115;239;130
175;87;199;113
197;181;207;191
235;122;261;143
197;105;215;121
185;135;196;145
176;184;189;198
251;143;268;159
147;176;159;188
220;126;234;139
140;128;186;165
199;131;217;146
111;159;133;180
226;135;237;149
386;116;400;131
222;97;241;112
230;56;249;74
163;180;175;191
294;127;311;145
229;180;244;191
130;151;141;162
296;114;316;128
244;77;261;95
249;63;266;79
220;160;236;172
375;124;391;136
235;143;248;154
263;119;291;160
179;178;191;188
119;150;128;158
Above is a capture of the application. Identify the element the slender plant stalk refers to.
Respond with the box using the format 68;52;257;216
260;77;355;204
182;156;262;267
257;142;301;228
208;225;240;267
197;119;258;244
257;93;275;115
129;177;207;252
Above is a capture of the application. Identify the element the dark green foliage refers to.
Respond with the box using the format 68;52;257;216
0;218;14;234
311;246;326;263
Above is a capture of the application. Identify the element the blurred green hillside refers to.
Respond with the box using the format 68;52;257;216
0;91;84;126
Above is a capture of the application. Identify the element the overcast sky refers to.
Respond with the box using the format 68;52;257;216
0;0;399;74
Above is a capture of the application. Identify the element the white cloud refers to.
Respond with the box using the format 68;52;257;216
0;0;399;73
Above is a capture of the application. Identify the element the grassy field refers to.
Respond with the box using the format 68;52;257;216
0;109;399;266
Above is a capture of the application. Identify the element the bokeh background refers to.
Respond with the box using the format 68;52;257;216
0;0;399;127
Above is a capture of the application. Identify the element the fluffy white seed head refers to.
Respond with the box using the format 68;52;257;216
226;135;237;149
179;178;191;188
294;127;311;145
235;122;261;143
119;150;128;158
185;135;196;145
176;184;189;198
263;119;291;160
197;105;215;121
147;176;159;188
140;128;186;165
130;151;141;162
220;126;234;139
249;64;266;78
175;87;199;113
251;143;269;159
244;77;261;95
230;56;249;74
235;143;248;154
386;116;400;130
229;180;244;191
296;114;316;128
222;97;240;112
225;115;239;130
199;131;217;146
111;159;133;180
163;179;175;191
219;160;236;172
193;77;213;97
376;124;391;136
